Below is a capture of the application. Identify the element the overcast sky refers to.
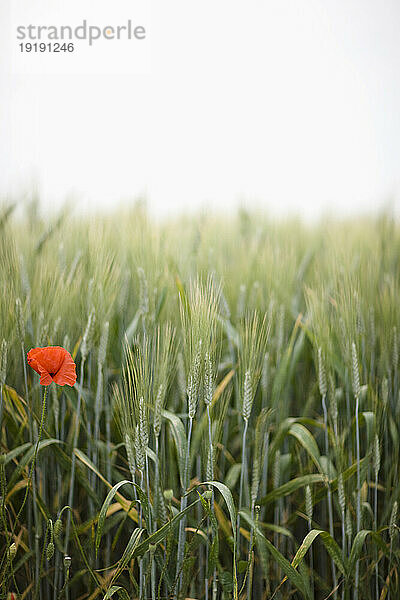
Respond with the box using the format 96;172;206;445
1;0;399;220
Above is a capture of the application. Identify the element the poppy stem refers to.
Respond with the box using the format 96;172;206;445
21;342;38;584
14;386;48;536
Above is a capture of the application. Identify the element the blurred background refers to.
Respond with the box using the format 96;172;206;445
0;0;399;220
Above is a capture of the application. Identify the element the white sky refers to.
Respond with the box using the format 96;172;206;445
1;0;400;220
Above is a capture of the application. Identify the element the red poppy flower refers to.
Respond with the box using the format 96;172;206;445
27;346;77;386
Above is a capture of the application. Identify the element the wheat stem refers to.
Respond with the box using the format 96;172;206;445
237;418;248;558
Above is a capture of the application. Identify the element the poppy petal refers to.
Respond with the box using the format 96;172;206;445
34;347;65;376
27;348;42;375
39;370;53;386
52;351;77;386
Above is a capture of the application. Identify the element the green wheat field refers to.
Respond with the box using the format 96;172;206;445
0;201;399;599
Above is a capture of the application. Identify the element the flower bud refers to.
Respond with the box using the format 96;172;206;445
46;542;55;561
54;518;63;539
